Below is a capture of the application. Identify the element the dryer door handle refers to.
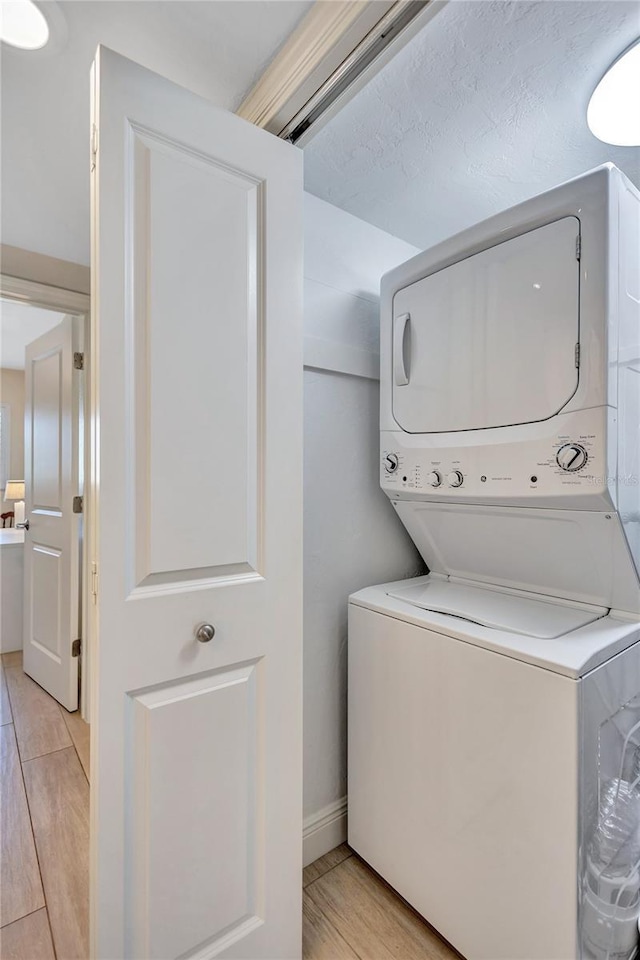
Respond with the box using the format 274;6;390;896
394;313;410;386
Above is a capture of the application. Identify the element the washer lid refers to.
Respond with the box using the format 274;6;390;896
393;501;640;615
386;579;606;639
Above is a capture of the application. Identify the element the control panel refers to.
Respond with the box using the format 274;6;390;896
380;410;612;506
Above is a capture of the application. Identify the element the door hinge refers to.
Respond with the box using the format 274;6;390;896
575;234;581;260
72;638;82;657
91;561;98;604
74;352;84;370
73;495;83;514
575;342;581;368
90;124;98;172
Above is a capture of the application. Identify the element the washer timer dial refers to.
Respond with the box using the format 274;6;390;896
556;443;588;472
384;453;399;474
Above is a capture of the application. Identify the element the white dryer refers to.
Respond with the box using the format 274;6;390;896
348;165;640;960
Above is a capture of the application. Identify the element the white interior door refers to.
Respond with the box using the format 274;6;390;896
90;47;303;959
23;315;82;711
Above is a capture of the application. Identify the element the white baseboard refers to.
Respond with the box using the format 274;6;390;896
303;796;348;867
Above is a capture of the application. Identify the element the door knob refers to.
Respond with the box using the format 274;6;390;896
195;623;215;643
16;520;29;531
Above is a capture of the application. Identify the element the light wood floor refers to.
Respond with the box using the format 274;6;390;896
0;651;89;960
303;846;461;960
1;652;459;960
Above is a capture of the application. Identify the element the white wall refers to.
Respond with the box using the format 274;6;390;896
0;369;25;654
302;193;425;863
0;369;25;497
0;1;311;265
0;537;24;653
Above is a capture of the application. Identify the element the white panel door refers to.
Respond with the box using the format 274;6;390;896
23;316;81;711
90;47;303;960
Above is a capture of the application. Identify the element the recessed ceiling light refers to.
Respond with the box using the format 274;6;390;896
0;0;49;50
587;39;640;146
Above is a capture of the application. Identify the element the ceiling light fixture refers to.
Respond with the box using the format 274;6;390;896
0;0;49;50
587;38;640;146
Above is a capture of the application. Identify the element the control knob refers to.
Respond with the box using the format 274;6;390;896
426;471;442;487
556;443;588;472
447;470;464;488
384;453;399;474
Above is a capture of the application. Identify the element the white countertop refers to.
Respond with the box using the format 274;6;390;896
0;529;24;545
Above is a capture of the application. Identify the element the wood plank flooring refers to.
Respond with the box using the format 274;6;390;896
2;653;72;762
0;724;44;927
0;910;55;960
304;852;461;960
0;652;89;960
303;842;352;887
0;658;12;726
303;892;360;960
22;749;90;959
59;709;90;781
1;651;459;960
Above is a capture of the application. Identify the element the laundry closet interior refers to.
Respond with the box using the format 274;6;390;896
1;1;639;959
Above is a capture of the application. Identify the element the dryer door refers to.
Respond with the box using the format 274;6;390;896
392;216;581;434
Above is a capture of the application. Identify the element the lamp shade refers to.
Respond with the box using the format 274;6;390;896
4;481;25;502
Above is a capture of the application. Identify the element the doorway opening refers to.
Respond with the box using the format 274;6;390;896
0;276;91;953
1;278;90;713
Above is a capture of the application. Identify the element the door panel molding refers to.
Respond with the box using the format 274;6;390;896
31;543;63;662
123;122;266;594
30;347;64;513
126;661;263;959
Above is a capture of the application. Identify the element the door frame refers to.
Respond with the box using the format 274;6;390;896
0;273;92;719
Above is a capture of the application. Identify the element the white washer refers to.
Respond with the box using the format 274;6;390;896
349;579;640;960
348;165;640;960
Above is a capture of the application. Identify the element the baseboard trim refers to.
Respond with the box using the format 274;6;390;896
303;796;348;867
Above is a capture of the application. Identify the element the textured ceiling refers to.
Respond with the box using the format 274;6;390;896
304;0;640;249
0;0;311;265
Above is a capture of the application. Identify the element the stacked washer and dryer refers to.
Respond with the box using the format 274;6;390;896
348;165;640;960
